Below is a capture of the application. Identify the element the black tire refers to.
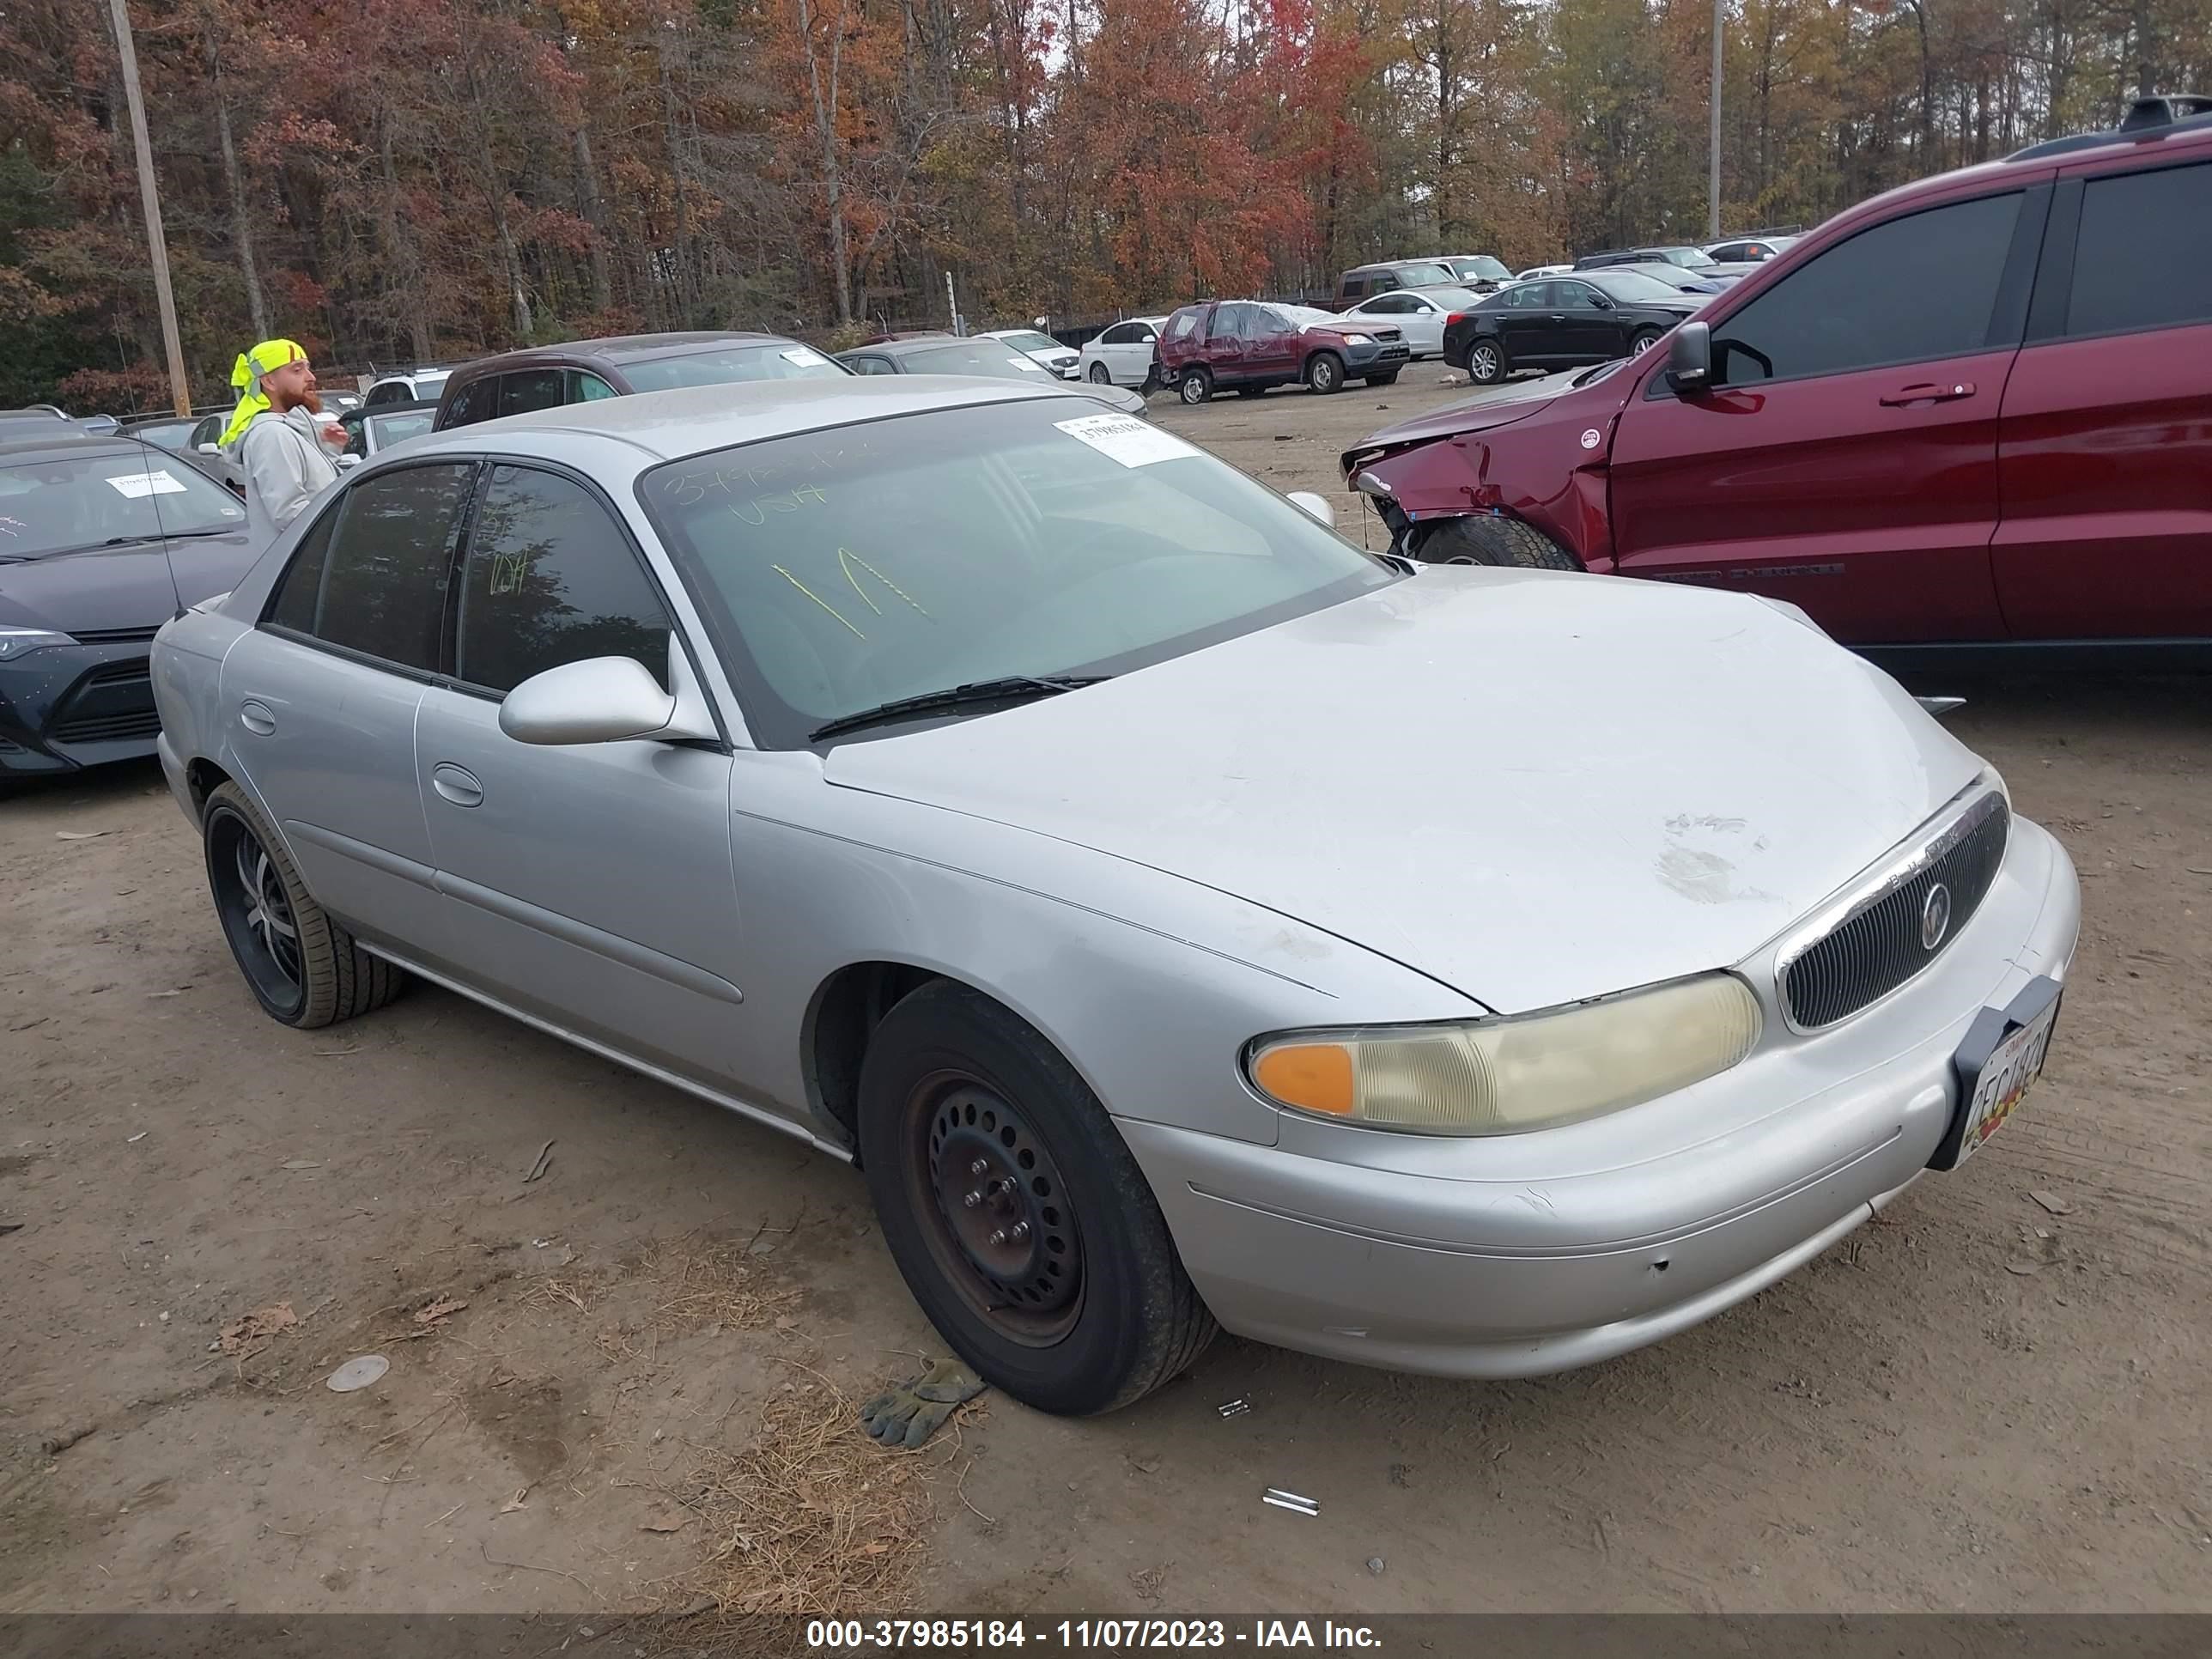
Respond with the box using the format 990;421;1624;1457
1176;366;1212;405
1086;362;1112;384
1410;514;1582;571
1629;326;1665;358
1465;337;1508;384
1305;351;1346;394
1236;384;1266;398
1365;368;1401;387
202;781;405;1028
857;980;1218;1415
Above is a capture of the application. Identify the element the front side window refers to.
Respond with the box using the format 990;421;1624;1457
1557;283;1606;311
640;400;1397;748
2067;161;2212;337
454;465;672;695
441;377;498;428
0;451;245;557
499;370;566;418
367;410;434;451
1706;191;2023;386
265;463;475;671
571;370;621;401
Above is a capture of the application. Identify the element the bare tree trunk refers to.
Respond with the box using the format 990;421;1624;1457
798;0;854;325
573;126;614;313
206;38;269;342
656;30;701;327
377;113;434;362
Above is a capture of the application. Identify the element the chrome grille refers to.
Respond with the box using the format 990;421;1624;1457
1779;789;2010;1031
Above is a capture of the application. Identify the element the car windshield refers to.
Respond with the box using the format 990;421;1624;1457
1390;261;1456;286
130;421;198;452
1276;305;1339;327
639;399;1396;747
1585;270;1686;303
1450;257;1511;281
994;331;1062;355
900;342;1057;380
0;451;246;558
1618;264;1706;290
1648;247;1717;268
368;410;435;447
620;343;848;392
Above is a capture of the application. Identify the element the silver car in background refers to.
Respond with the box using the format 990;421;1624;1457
150;379;2078;1414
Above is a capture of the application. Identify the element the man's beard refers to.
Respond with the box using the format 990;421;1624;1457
272;385;323;416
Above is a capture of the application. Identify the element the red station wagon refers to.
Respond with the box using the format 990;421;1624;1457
1341;94;2212;666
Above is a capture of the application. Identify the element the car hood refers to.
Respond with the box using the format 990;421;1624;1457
1352;372;1577;454
821;571;1986;1013
0;531;257;634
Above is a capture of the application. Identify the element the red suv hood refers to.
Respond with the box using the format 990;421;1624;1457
1354;372;1571;454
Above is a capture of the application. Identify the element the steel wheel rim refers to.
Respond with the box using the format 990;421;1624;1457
902;1071;1085;1346
1180;373;1206;404
209;810;305;1013
1314;358;1339;391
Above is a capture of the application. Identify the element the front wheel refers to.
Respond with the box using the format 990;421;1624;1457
1306;351;1346;395
202;781;406;1027
1466;338;1507;384
1086;362;1112;384
1409;514;1581;571
858;981;1218;1415
1176;366;1213;406
1630;327;1664;357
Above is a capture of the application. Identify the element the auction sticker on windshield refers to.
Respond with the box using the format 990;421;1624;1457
1054;413;1200;469
106;470;189;498
781;347;832;367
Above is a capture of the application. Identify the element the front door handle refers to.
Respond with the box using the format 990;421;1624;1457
430;762;483;809
239;699;276;736
1880;380;1977;406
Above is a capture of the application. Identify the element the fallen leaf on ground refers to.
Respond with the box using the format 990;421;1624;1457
220;1302;299;1355
413;1295;467;1328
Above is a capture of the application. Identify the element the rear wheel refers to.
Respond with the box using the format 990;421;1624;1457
1409;514;1581;571
1306;351;1346;395
1086;362;1112;384
858;981;1217;1415
1466;338;1507;384
202;781;405;1028
1177;366;1213;406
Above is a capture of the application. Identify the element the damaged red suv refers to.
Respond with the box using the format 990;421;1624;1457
1341;95;2212;665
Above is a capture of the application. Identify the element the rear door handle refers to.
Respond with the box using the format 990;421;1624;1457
430;762;483;809
239;699;276;736
1880;380;1977;406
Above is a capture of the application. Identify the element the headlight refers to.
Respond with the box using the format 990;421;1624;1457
0;627;77;661
1337;331;1374;344
1246;973;1761;1135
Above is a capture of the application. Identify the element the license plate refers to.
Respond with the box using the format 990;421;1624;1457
1933;977;2061;1170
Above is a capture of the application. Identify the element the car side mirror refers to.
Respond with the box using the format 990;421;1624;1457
499;655;713;746
334;453;362;470
1668;320;1713;392
198;442;221;455
1285;490;1335;528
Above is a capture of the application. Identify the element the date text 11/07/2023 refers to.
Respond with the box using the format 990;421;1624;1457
805;1619;1385;1650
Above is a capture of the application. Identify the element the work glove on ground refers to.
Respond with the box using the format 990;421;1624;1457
860;1358;987;1449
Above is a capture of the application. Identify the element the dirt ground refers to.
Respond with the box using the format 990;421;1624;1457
3;369;2209;1622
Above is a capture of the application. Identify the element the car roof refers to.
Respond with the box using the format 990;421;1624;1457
856;337;1038;362
451;332;794;378
380;376;1085;468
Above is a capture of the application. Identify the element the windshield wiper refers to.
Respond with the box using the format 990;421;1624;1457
811;675;1111;742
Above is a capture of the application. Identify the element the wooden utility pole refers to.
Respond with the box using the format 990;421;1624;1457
106;0;192;416
1708;0;1725;241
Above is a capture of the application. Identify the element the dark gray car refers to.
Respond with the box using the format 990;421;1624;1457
0;432;257;781
836;337;1149;416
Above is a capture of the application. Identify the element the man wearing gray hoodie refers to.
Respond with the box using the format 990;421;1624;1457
221;338;346;551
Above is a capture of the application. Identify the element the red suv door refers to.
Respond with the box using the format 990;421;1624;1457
1604;183;2046;643
1991;151;2212;639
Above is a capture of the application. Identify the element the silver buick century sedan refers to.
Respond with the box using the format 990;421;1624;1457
151;378;2079;1414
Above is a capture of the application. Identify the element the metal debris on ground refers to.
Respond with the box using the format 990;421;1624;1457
1262;1487;1319;1516
326;1353;390;1393
1216;1397;1251;1419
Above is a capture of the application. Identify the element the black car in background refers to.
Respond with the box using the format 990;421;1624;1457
338;398;437;458
1443;270;1702;383
434;331;852;429
0;432;257;782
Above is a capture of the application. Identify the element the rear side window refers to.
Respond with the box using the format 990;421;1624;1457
2067;161;2212;337
843;356;896;375
1098;323;1136;346
454;465;672;695
1708;192;2023;385
266;463;475;672
441;376;498;428
1166;309;1201;342
1340;277;1366;300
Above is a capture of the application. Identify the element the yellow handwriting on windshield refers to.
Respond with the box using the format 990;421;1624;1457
837;547;929;618
773;565;866;639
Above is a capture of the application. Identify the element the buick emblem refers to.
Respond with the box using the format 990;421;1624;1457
1921;883;1953;951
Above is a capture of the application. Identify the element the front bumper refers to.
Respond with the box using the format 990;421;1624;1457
1342;340;1411;374
0;638;163;775
1121;815;2081;1379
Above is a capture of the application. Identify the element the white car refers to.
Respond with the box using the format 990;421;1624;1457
362;367;460;409
1516;264;1573;281
983;329;1080;380
1333;287;1484;360
1079;317;1168;388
